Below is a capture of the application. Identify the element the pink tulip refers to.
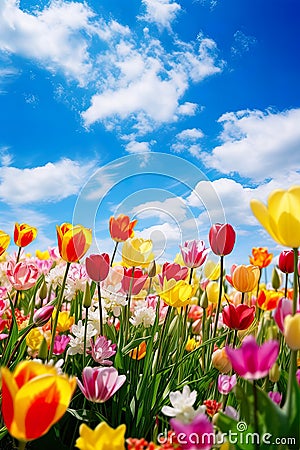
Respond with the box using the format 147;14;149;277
121;267;148;295
85;253;110;283
33;304;54;327
77;366;126;403
217;374;237;395
6;260;39;290
88;336;117;366
53;334;70;355
180;240;209;269
268;391;282;405
226;335;279;380
158;262;188;286
273;297;293;333
170;414;214;450
296;369;300;386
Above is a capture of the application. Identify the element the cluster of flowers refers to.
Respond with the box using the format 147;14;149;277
0;187;299;450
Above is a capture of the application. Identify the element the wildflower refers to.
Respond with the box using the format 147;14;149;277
283;313;300;350
211;348;232;373
250;186;300;248
89;335;117;365
231;264;260;293
109;214;137;242
226;335;279;380
56;223;92;263
162;385;205;424
278;250;295;274
249;247;273;269
67;320;97;355
53;334;70;355
86;253;110;282
170;413;214;450
130;303;156;328
203;399;222;417
14;223;37;248
1;360;76;441
217;374;237;395
209;223;236;256
222;304;255;330
76;422;126;450
0;230;10;256
77;366;126;403
180;240;209;269
6;260;39;290
268;391;282;405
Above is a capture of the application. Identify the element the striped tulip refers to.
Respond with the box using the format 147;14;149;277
14;223;37;248
109;214;137;242
1;360;76;441
56;223;92;263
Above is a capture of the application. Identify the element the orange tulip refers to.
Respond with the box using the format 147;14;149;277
129;341;147;360
231;264;260;293
109;214;137;242
0;230;10;256
1;360;76;441
56;223;92;263
257;289;282;311
14;223;37;248
249;247;273;269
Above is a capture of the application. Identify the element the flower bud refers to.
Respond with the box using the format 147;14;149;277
39;278;48;301
269;363;280;383
33;304;54;327
212;348;232;373
38;337;49;361
83;281;92;308
284;313;300;350
148;260;157;278
271;267;281;290
200;290;208;309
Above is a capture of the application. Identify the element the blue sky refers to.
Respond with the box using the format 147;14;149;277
0;0;300;268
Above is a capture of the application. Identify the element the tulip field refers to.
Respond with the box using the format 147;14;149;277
0;186;300;450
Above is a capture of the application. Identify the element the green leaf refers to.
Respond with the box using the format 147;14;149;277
121;335;151;355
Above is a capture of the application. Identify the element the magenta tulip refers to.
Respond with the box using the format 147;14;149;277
33;304;54;327
217;374;237;395
170;414;214;450
273;297;293;333
209;223;236;256
85;253;110;282
222;304;255;330
6;260;39;290
77;367;126;403
226;335;279;380
180;240;209;269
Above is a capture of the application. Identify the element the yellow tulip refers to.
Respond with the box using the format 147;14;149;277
206;281;220;304
26;328;44;353
36;249;50;260
284;313;300;350
0;230;10;256
122;237;154;268
204;260;221;280
54;310;75;333
1;361;76;441
159;279;196;308
250;186;300;248
76;422;126;450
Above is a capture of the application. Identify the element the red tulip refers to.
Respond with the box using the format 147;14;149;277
85;253;110;282
209;223;236;256
222;303;255;330
158;262;188;286
109;214;137;242
121;267;148;295
278;250;295;274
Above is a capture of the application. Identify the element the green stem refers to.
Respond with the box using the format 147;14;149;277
97;282;103;336
292;248;298;314
284;272;288;298
48;262;71;359
83;306;89;367
16;246;22;263
6;323;35;367
212;255;224;338
189;267;194;285
18;441;26;450
256;268;262;299
110;242;119;266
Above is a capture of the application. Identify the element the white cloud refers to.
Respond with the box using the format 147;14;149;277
0;146;13;166
231;30;257;57
132;197;189;222
202;108;300;181
0;0;95;85
139;0;181;30
0;158;95;204
171;127;204;159
82;35;222;130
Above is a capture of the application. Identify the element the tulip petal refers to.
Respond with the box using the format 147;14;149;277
250;199;280;244
1;368;18;434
